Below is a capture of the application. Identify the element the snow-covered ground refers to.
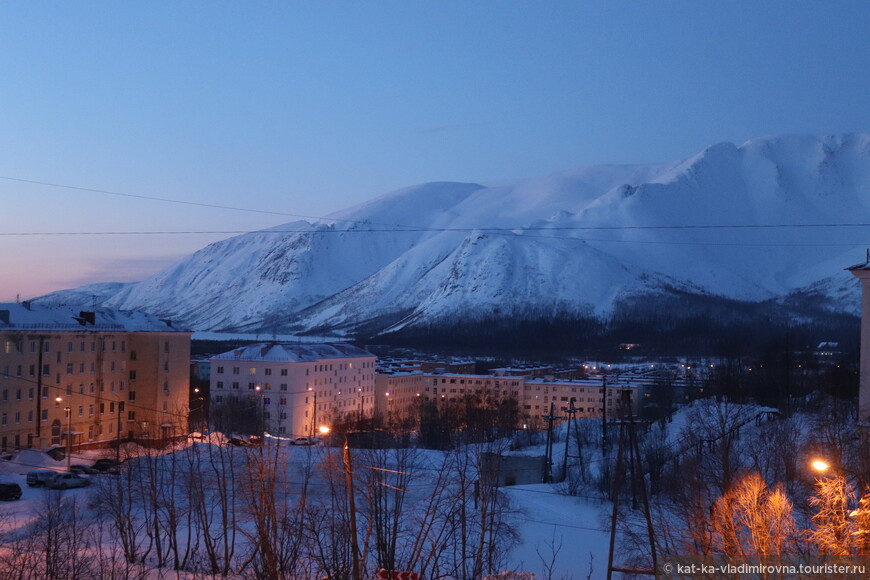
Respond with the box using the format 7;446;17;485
0;438;617;579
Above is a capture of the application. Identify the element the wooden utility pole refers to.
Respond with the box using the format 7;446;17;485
542;402;558;483
344;439;362;580
606;394;656;579
561;398;578;481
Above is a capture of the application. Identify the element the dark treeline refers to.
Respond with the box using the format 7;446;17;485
371;291;860;360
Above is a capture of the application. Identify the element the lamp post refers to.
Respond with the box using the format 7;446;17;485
254;385;266;438
307;387;316;437
116;401;123;463
320;425;361;580
64;405;72;472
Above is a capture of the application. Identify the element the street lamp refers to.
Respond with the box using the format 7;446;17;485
812;459;832;473
320;424;361;580
254;385;265;437
64;405;72;472
308;387;316;437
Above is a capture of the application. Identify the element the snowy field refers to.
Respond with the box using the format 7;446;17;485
0;436;615;580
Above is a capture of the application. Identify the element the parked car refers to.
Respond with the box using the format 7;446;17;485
70;464;99;475
48;472;89;490
91;458;121;473
290;436;316;446
26;469;58;487
0;482;22;501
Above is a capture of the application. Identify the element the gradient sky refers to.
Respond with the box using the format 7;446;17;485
3;1;870;301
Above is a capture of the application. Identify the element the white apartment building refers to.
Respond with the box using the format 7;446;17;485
210;343;376;437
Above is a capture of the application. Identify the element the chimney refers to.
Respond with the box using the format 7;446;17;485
74;311;96;326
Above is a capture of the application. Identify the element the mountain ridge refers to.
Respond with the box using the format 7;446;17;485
35;133;870;338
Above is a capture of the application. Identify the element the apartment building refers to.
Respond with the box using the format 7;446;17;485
0;302;191;452
374;368;426;420
381;368;638;428
210;342;376;437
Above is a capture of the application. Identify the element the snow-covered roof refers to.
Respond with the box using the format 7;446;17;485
0;302;187;333
210;342;374;363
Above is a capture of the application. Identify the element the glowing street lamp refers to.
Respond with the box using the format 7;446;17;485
811;459;832;473
319;423;360;580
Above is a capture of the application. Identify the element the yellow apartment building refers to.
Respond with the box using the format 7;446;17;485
0;302;191;452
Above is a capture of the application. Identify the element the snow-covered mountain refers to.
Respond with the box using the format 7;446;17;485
37;134;870;336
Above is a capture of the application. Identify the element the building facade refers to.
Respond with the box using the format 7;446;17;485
210;343;377;437
377;367;638;429
0;303;191;452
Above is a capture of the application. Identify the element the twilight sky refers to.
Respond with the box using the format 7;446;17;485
2;1;870;301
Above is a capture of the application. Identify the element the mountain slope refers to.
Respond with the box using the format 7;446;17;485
36;134;870;335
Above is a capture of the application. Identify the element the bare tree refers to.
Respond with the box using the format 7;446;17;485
711;471;797;556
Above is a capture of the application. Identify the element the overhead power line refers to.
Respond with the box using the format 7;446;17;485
0;174;411;229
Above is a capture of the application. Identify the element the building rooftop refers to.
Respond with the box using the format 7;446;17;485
210;342;374;363
0;302;186;332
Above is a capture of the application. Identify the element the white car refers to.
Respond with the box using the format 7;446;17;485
48;472;89;490
290;437;316;446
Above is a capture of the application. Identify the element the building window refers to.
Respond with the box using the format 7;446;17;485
232;382;239;389
41;410;48;421
129;391;136;401
233;367;240;375
216;381;224;389
249;367;256;375
130;351;137;361
128;411;136;421
216;366;224;374
281;369;288;376
265;368;272;376
129;370;137;381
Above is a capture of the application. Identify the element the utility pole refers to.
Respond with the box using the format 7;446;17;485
116;402;123;463
606;396;656;579
64;406;72;472
35;336;45;443
542;402;558;483
601;375;608;446
344;438;362;580
561;398;578;482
